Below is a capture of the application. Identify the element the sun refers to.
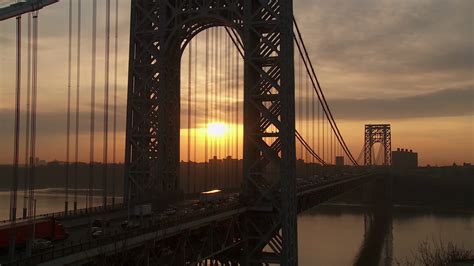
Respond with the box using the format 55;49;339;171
207;122;228;137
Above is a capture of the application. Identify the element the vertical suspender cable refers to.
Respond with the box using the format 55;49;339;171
214;28;218;159
230;37;234;187
88;0;97;210
217;27;220;177
220;28;224;185
23;13;32;219
311;77;315;174
333;131;336;164
74;0;82;212
225;32;229;187
27;11;39;256
298;57;302;160
193;37;197;193
210;28;214;188
235;39;239;187
318;101;320;162
205;30;209;190
103;0;111;208
328;125;333;164
10;13;21;224
327;116;330;164
305;73;309;175
330;128;333;164
226;34;230;187
216;28;221;188
187;40;192;195
65;0;72;213
227;34;231;187
224;34;228;180
322;107;325;162
213;28;217;187
232;37;239;188
112;0;118;206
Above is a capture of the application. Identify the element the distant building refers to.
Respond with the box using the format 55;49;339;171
335;156;344;167
392;148;418;169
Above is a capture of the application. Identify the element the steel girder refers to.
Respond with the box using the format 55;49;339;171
125;0;296;264
364;124;391;166
91;212;244;265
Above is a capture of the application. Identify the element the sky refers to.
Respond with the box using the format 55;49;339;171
0;0;473;166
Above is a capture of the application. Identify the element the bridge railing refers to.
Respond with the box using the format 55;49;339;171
0;203;125;224
7;203;243;265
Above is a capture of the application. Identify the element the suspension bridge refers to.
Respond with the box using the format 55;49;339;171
0;0;393;265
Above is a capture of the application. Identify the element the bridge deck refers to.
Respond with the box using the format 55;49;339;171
3;172;379;265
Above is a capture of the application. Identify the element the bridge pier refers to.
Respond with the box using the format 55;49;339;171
356;175;393;266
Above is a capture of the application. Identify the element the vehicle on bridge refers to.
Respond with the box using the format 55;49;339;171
0;217;69;249
199;189;224;204
31;238;53;251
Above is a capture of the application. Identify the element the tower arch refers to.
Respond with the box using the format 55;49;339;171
125;1;297;263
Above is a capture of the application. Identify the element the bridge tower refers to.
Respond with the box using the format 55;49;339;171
364;124;391;166
125;0;297;264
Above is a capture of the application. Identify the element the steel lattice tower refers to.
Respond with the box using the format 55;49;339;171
125;0;297;264
364;124;391;166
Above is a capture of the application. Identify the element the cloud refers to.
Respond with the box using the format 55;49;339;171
293;0;474;97
327;87;474;120
0;106;127;139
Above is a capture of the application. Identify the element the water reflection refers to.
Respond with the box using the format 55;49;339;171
0;189;122;221
298;205;474;266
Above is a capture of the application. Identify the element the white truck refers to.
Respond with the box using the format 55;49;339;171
199;189;224;204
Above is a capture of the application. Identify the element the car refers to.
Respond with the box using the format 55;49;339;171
91;230;103;238
92;218;109;228
121;220;129;229
90;226;103;236
164;208;177;216
32;239;53;251
121;220;139;230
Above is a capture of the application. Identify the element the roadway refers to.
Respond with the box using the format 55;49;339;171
1;170;377;265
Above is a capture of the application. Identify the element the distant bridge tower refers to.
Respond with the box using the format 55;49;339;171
125;0;297;264
364;124;391;166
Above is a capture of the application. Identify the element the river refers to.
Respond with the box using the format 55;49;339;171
1;190;473;265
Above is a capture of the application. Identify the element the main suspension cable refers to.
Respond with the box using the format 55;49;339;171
293;18;358;165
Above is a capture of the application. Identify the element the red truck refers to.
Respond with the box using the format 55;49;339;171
0;217;69;249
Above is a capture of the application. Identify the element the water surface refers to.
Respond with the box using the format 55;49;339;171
1;191;472;264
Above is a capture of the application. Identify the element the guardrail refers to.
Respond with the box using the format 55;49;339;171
6;203;243;265
0;203;125;224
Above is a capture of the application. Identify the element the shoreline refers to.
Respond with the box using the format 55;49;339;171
307;202;474;215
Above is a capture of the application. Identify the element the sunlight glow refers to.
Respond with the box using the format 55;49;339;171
207;122;228;137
